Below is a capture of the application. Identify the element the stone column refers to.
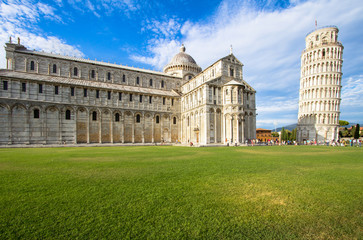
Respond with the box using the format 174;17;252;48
160;115;163;143
121;114;125;143
87;110;90;144
180;115;183;143
236;118;239;144
142;113;145;143
241;118;245;143
110;114;114;144
169;115;172;142
222;114;226;144
98;111;101;143
59;108;62;144
214;111;217;143
230;116;233;143
205;110;208;144
151;115;154;143
74;109;77;144
132;114;135;143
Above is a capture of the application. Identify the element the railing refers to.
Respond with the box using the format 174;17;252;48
306;25;338;37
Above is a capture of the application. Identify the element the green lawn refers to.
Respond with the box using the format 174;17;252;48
0;146;362;239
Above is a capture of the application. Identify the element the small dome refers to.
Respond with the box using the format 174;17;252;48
169;44;197;65
163;44;201;76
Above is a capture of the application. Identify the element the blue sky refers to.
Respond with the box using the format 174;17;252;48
0;0;362;129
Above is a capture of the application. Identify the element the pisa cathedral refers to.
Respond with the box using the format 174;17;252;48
0;40;256;145
297;26;343;142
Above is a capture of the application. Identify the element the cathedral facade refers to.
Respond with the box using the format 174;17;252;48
0;40;256;145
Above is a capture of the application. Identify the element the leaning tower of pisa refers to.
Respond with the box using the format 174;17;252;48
297;26;343;143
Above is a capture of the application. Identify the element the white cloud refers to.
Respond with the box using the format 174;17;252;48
0;0;84;68
257;97;299;113
341;75;363;107
257;118;296;128
142;17;182;39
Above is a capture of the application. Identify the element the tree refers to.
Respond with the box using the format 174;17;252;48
286;130;292;141
339;120;349;126
271;132;279;137
351;126;356;138
291;128;297;141
354;124;360;139
281;127;285;141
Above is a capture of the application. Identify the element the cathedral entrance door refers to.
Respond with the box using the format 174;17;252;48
163;129;168;143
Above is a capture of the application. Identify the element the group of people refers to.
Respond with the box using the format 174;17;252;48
301;139;362;147
334;139;362;147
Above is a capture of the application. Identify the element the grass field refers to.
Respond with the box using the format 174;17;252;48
0;146;362;239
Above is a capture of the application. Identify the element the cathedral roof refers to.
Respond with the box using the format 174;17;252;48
13;49;180;79
0;70;180;97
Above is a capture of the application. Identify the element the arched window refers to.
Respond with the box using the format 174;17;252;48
136;114;141;123
34;109;40;119
149;96;152;104
91;70;95;78
107;72;111;80
122;74;126;82
149;79;153;86
92;111;97;121
53;64;57;73
230;68;234;77
173;117;176;124
136;77;140;85
161;80;164;88
74;67;78;76
115;113;120;122
156;115;159;124
163;97;166;105
30;61;35;71
65;110;71;120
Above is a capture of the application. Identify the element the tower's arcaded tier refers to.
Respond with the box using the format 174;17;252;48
297;26;343;143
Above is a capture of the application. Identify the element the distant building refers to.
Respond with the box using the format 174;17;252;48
256;128;277;142
0;40;256;145
297;26;343;142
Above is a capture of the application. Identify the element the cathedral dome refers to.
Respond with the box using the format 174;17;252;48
169;45;197;65
163;44;202;78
